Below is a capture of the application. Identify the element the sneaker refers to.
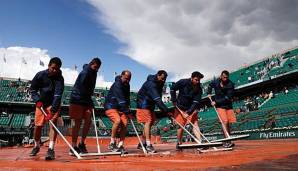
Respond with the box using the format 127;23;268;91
145;144;157;153
137;143;146;150
223;142;235;148
108;142;118;151
197;146;209;151
69;146;81;156
229;142;235;147
176;143;182;151
78;142;88;154
45;148;55;160
29;147;40;156
117;146;128;154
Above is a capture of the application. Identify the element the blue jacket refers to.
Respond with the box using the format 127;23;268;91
104;76;130;114
170;78;202;114
30;69;64;113
207;78;235;109
136;74;169;113
70;64;97;107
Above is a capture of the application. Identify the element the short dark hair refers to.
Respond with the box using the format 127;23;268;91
49;57;62;67
157;70;168;78
121;70;131;76
191;71;204;78
221;70;230;76
90;57;102;66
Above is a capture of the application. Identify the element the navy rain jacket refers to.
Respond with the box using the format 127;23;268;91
136;74;169;113
30;69;64;113
170;78;202;114
104;76;130;114
207;78;235;109
70;64;97;107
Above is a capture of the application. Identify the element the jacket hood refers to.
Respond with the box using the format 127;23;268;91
147;74;156;81
115;75;121;82
84;63;97;74
83;64;89;70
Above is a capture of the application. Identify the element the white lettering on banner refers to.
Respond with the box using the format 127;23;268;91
260;132;268;139
259;131;296;139
206;136;217;141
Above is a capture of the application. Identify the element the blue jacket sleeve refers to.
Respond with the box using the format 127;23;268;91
126;84;131;107
51;77;64;113
170;80;183;103
113;82;130;114
186;91;202;114
30;72;41;103
148;84;169;113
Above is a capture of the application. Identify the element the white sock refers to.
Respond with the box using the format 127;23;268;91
34;140;40;148
118;141;124;147
146;140;151;146
110;138;115;144
49;141;55;149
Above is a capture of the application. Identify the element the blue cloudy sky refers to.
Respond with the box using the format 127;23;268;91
0;0;297;89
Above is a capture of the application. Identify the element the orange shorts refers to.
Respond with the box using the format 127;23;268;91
105;109;128;126
35;106;59;126
216;108;236;123
174;108;198;126
136;109;156;124
69;104;92;120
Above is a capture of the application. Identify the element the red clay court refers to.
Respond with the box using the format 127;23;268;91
1;138;298;170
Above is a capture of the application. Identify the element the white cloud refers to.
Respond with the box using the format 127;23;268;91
0;46;112;88
96;74;113;88
87;0;298;82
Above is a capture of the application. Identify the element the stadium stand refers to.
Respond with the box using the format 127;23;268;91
0;114;11;127
10;114;26;128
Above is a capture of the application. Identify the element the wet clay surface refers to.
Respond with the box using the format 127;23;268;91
0;139;297;170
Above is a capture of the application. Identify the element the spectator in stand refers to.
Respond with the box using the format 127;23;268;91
269;91;274;98
167;97;170;103
284;87;289;94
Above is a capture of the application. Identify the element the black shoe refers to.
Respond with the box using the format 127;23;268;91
117;146;128;154
69;146;81;156
223;142;235;148
230;142;235;147
145;144;157;153
45;148;55;160
197;146;209;151
176;143;182;151
137;143;146;150
108;142;118;152
78;142;88;154
29;147;40;156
